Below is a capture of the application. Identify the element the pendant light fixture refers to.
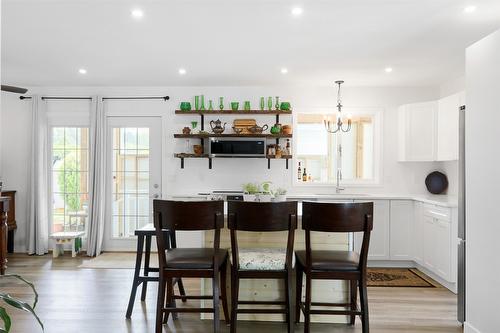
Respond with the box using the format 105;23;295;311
324;80;352;133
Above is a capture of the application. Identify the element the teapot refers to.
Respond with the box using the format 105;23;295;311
247;124;269;134
210;119;226;134
270;123;282;135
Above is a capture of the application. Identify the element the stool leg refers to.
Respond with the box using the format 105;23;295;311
220;259;230;325
350;280;358;325
177;278;187;302
213;268;221;333
230;272;239;333
155;274;166;333
304;274;312;333
285;267;293;333
126;236;144;318
359;277;369;333
295;262;303;324
140;235;152;301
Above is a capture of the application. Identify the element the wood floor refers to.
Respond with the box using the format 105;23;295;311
1;254;463;333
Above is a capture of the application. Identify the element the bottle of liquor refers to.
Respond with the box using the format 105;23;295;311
302;168;307;182
285;139;291;156
297;162;302;181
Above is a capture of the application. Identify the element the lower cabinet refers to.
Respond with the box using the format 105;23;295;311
353;200;390;260
421;204;453;282
389;200;414;260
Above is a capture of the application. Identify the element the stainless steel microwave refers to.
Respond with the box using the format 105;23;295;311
209;137;266;157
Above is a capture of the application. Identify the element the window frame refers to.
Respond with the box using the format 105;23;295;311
292;107;383;187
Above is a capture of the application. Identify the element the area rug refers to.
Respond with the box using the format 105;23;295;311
366;268;438;288
78;252;158;269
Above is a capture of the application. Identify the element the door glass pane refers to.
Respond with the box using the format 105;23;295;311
51;127;89;233
112;128;150;238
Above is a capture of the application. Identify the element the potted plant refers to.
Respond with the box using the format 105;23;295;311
274;188;287;202
259;181;274;202
242;183;259;202
0;274;43;332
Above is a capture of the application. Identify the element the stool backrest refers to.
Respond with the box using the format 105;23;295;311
301;201;373;271
227;201;298;270
153;200;225;268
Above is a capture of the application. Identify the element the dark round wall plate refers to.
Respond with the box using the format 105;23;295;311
425;171;448;195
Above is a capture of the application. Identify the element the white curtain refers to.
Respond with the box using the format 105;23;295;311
87;96;107;256
27;96;49;255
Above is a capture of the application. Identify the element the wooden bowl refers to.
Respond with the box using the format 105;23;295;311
282;125;292;135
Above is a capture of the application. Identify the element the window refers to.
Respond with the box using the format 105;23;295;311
295;111;379;184
111;128;150;238
51;127;89;232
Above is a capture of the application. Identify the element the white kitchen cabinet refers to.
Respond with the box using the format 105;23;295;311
421;204;453;281
398;101;437;161
437;93;461;161
353;200;390;260
413;202;424;265
389;200;413;260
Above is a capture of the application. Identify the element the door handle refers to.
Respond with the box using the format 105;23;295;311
151;194;160;199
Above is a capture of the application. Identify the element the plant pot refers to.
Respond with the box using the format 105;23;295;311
258;194;273;202
243;194;257;202
274;194;287;202
193;145;203;156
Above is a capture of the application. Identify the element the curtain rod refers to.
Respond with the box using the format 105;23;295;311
19;95;170;101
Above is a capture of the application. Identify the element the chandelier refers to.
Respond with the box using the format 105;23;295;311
323;80;351;133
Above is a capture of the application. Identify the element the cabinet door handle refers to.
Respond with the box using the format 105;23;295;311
429;210;448;218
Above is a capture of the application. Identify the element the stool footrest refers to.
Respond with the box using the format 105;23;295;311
237;308;286;314
238;301;286;306
163;307;214;313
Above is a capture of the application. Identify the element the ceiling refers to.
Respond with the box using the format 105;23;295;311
2;0;500;87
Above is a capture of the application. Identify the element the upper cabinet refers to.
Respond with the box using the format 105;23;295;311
398;92;464;162
398;101;438;161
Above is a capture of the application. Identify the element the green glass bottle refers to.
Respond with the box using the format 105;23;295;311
260;97;265;111
267;97;273;111
194;96;200;111
200;95;206;111
219;97;224;110
275;96;280;110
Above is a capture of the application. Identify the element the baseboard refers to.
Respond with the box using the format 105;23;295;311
464;322;481;333
367;260;414;268
414;263;457;293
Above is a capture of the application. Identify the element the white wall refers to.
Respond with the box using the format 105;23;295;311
1;85;442;251
465;28;500;333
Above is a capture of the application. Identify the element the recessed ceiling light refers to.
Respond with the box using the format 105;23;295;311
281;68;289;74
178;68;187;75
291;7;303;16
464;5;477;13
78;68;87;74
385;67;393;73
131;9;144;19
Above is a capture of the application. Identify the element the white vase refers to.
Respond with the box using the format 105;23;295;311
243;194;257;202
259;194;273;202
274;194;287;202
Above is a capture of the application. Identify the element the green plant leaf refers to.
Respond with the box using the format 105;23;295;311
0;307;11;332
0;293;43;331
0;275;38;309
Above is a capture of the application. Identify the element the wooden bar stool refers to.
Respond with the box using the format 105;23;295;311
153;200;230;333
228;201;298;333
295;201;373;333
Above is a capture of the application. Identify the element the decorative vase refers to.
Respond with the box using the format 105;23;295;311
260;97;265;111
275;96;280;110
244;101;251;111
267;97;273;111
231;102;239;111
194;96;200;110
200;95;206;111
274;194;287;202
258;194;273;202
219;97;224;110
208;100;214;110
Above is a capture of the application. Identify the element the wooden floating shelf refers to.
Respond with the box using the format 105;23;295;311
174;133;292;139
175;110;292;115
174;153;292;169
174;154;292;159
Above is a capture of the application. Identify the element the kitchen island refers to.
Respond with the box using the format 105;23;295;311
170;193;458;322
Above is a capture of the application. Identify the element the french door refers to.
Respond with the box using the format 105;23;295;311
103;117;162;251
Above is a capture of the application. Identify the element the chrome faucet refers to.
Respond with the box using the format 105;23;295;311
336;169;345;193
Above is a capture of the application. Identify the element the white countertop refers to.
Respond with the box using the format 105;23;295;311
171;193;458;208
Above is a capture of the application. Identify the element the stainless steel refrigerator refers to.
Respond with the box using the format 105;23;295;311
458;105;466;324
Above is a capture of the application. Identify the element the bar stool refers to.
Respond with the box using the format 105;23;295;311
153;200;230;333
228;201;298;333
295;201;373;333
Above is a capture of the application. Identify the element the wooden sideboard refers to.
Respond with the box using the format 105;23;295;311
0;197;11;275
2;191;16;253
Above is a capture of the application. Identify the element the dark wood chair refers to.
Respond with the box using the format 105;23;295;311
228;201;298;333
295;201;373;333
154;200;230;333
